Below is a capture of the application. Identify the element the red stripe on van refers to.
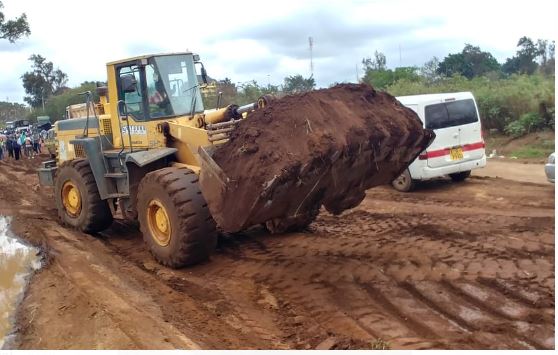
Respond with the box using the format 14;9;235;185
419;141;485;160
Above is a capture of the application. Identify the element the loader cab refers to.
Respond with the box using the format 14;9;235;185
113;53;205;122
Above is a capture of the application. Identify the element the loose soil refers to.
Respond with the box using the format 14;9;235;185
203;84;433;232
0;156;554;350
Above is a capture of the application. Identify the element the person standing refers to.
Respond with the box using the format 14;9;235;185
6;136;14;159
25;134;34;159
0;138;4;161
13;135;21;161
33;131;41;154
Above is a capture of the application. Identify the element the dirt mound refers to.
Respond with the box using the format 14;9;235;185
201;83;434;232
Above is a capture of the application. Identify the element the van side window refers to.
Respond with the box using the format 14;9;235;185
425;99;478;129
424;103;448;129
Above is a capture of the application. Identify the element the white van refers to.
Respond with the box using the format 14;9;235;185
392;92;486;191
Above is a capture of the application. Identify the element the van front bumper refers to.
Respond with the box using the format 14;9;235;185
415;156;486;180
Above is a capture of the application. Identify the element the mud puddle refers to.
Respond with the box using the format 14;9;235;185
0;216;41;349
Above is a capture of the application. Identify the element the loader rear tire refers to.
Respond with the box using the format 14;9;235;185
54;159;113;233
138;167;217;268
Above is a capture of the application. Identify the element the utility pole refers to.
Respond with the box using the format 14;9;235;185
308;36;314;77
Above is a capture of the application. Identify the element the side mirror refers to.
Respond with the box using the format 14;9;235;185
117;100;128;120
195;61;208;85
201;65;208;84
121;74;137;93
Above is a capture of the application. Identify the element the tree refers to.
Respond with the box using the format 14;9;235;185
283;74;315;94
502;36;541;75
362;66;420;90
28;81;99;122
0;1;30;43
421;56;441;82
362;51;387;71
21;54;68;107
0;101;27;126
515;36;539;74
437;44;500;79
538;39;555;76
361;51;421;89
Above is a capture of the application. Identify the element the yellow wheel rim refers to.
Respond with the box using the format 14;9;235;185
147;199;172;246
62;181;82;217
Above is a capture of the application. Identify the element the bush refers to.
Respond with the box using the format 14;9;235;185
504;112;545;137
387;74;555;134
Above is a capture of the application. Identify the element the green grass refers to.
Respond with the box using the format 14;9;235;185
509;146;554;159
484;131;554;160
510;137;554;159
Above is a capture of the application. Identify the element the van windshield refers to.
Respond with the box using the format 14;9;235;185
424;99;478;130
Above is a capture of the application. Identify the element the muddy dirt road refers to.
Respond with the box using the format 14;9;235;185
0;157;554;349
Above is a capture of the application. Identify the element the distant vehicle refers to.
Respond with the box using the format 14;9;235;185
15;126;32;134
545;152;555;183
11;119;30;129
37;115;51;125
392;92;486;192
66;102;99;119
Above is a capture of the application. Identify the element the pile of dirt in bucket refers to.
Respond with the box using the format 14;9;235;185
200;83;434;232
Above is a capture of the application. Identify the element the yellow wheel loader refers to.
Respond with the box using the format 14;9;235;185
38;52;432;268
38;52;263;267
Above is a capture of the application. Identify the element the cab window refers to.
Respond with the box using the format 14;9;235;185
145;64;173;118
117;65;144;120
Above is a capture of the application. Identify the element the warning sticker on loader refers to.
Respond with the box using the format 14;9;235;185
122;125;147;135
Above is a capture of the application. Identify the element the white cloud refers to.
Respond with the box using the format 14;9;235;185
0;0;555;103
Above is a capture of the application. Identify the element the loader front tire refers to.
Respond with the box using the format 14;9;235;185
54;159;113;233
138;167;217;268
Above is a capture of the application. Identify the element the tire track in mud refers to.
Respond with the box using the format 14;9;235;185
401;281;553;349
5;156;554;349
50;203;558;350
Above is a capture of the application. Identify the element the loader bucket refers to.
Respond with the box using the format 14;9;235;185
199;128;434;233
198;84;435;233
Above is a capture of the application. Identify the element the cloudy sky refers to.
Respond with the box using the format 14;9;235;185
0;0;555;103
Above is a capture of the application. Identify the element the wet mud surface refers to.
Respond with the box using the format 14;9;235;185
0;156;554;349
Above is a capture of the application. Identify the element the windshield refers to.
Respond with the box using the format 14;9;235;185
424;99;479;130
146;54;204;119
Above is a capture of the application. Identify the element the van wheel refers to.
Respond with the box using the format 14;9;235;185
450;170;471;182
392;169;415;192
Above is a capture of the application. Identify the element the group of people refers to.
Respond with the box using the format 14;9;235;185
0;130;45;161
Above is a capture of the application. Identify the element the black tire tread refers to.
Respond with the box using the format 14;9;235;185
138;167;217;268
55;159;113;233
